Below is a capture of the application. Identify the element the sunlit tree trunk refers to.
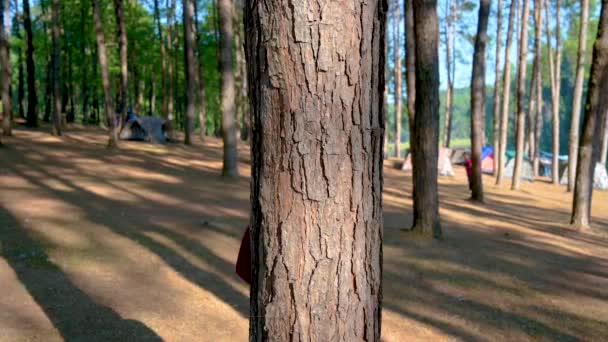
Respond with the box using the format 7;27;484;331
512;0;530;190
533;0;543;176
568;0;590;191
443;0;455;148
393;0;402;157
51;0;61;136
545;0;561;185
219;0;237;177
411;0;442;237
496;0;517;185
571;0;608;229
405;0;416;189
471;0;490;201
92;0;118;147
0;0;11;136
493;0;503;174
183;0;196;145
245;0;385;339
113;0;128;129
23;0;37;127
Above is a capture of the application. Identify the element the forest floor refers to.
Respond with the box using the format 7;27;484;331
1;125;608;342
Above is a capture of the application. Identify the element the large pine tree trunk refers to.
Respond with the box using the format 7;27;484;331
51;0;61;136
393;1;402;158
512;0;530;190
219;0;237;177
496;0;517;185
245;0;386;339
568;0;590;191
533;0;543;176
183;0;196;145
571;0;608;230
23;0;37;127
493;0;503;174
411;0;441;237
470;0;490;201
545;0;561;185
92;0;118;147
1;0;11;136
113;0;128;128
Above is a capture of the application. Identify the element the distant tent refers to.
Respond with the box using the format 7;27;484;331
481;146;494;174
539;151;569;178
560;163;608;190
451;148;469;165
401;148;454;177
503;158;534;182
119;114;169;144
438;148;455;176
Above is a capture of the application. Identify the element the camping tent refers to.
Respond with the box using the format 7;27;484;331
481;146;494;174
559;163;608;190
120;115;169;144
538;151;569;178
451;149;469;165
401;148;454;177
503;158;534;182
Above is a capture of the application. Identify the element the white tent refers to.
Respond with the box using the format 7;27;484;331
503;158;534;182
560;163;608;190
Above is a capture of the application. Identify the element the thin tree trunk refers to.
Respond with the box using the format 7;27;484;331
194;0;207;140
15;14;25;120
444;0;455;148
153;0;168;124
405;0;416;194
527;61;537;163
496;0;517;185
148;77;155;116
166;0;175;136
51;0;61;136
23;0;37;127
219;0;237;177
66;50;75;124
245;0;385;339
80;3;89;124
571;0;608;229
493;0;503;174
183;0;196;145
545;0;561;184
567;0;590;191
512;0;530;190
411;0;442;238
533;0;543;176
470;0;491;201
44;57;52;122
1;0;11;136
113;0;128;128
393;0;402;157
92;0;118;147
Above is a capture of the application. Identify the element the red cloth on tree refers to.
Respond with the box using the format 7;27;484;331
235;226;251;284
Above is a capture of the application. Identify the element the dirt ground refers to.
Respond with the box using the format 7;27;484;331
1;126;607;342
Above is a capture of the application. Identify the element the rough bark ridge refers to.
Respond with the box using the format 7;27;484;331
492;0;503;174
571;0;608;229
220;0;238;177
23;0;37;127
512;0;530;190
51;0;61;136
568;0;590;191
496;0;517;185
183;0;196;145
393;0;402;158
92;0;118;147
245;0;386;340
1;0;11;136
411;0;441;237
470;0;490;201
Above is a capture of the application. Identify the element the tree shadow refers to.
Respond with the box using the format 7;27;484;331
0;207;163;342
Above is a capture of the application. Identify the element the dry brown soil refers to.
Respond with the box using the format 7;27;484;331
1;126;607;341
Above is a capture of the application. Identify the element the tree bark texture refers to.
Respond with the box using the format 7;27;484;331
245;0;386;340
568;0;590;191
183;0;196;145
411;0;441;237
92;0;118;147
512;0;530;190
1;0;11;136
571;0;608;229
220;0;238;177
51;0;61;136
393;0;402;157
23;0;37;127
496;0;517;185
470;0;490;201
493;0;503;174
